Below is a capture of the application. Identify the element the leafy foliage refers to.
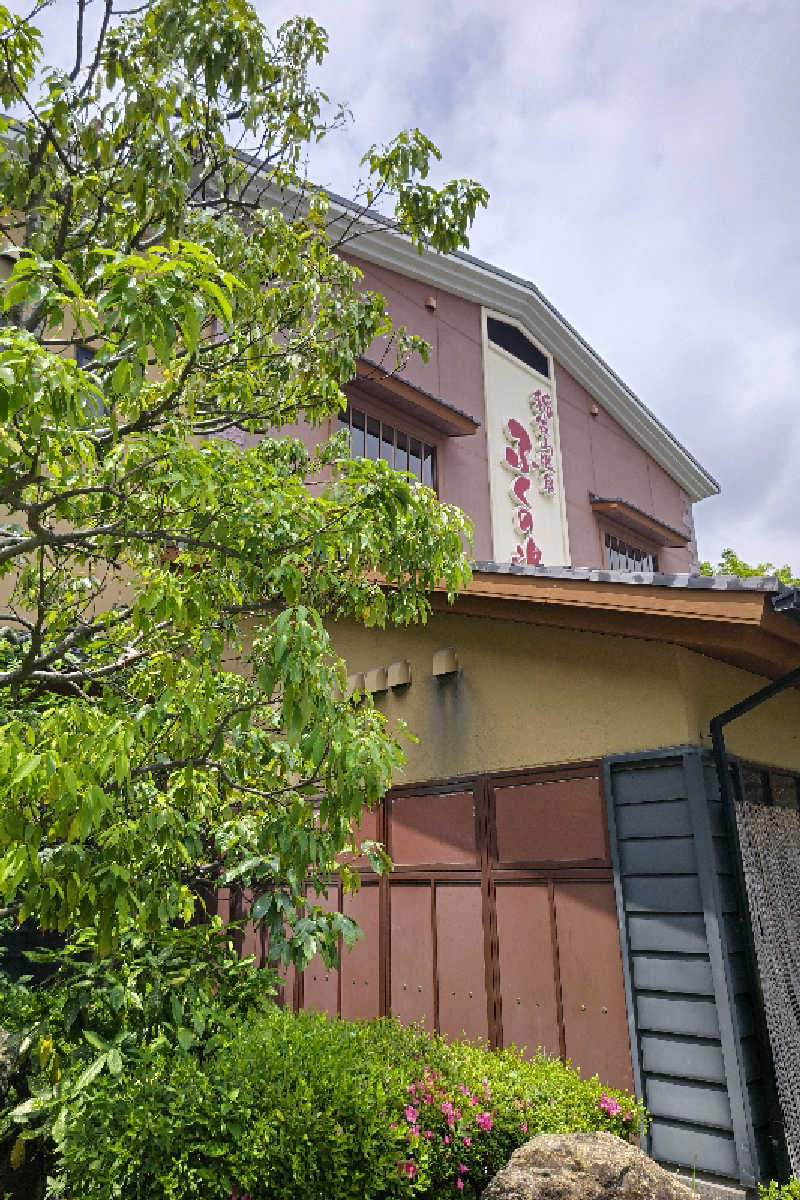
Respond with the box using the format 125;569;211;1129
0;0;487;1184
759;1182;800;1200
0;0;484;964
699;549;799;585
49;1010;646;1200
0;920;275;1163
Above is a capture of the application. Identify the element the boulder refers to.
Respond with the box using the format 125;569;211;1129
0;1027;19;1099
481;1131;696;1200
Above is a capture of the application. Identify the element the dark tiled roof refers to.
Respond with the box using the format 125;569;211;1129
473;560;790;594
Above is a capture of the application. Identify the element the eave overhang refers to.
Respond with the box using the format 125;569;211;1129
351;359;480;437
588;494;689;547
431;565;800;682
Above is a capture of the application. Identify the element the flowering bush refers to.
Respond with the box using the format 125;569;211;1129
380;1024;644;1196
54;1009;646;1199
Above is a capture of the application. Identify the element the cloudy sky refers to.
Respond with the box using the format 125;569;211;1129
17;0;800;569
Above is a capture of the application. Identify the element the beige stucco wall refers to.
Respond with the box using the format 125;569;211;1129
324;610;800;783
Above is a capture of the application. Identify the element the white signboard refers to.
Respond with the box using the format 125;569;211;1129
484;326;570;566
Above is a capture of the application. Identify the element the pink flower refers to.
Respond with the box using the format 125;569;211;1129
623;1111;633;1122
456;1182;464;1192
423;1092;434;1104
389;1122;397;1129
469;1095;479;1106
458;1163;468;1174
396;1161;418;1179
409;1124;420;1137
404;1105;419;1123
443;1134;451;1144
599;1093;622;1117
520;1122;528;1134
462;1136;471;1147
476;1111;493;1132
424;1130;433;1140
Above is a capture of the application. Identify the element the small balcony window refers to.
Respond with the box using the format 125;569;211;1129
338;404;437;490
487;316;549;378
604;532;658;573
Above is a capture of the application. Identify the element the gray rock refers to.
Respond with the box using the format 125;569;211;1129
481;1131;697;1200
0;1026;20;1099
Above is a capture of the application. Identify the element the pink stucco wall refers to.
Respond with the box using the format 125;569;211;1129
347;257;492;561
555;362;698;572
245;246;699;573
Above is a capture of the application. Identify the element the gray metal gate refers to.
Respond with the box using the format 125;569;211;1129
605;747;774;1187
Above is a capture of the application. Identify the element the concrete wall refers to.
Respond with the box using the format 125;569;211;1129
325;611;800;784
555;361;699;572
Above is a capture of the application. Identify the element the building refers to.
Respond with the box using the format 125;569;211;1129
234;199;800;1194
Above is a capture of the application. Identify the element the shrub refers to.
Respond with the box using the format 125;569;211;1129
54;1009;646;1200
759;1183;800;1200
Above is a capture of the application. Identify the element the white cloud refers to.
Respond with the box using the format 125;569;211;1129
13;0;800;568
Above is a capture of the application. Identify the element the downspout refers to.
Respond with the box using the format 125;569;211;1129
708;585;800;1181
710;580;800;824
709;661;800;796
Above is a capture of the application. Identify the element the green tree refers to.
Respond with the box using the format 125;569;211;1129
0;0;487;1164
699;548;799;586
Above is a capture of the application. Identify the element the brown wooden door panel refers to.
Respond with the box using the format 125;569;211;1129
302;886;340;1015
494;777;607;863
391;791;477;865
390;883;434;1030
554;881;633;1091
276;958;296;1009
341;884;380;1020
495;883;561;1058
436;883;488;1040
239;889;261;962
289;770;632;1101
340;804;382;869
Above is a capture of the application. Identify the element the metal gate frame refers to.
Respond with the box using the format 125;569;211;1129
605;744;778;1187
293;760;633;1089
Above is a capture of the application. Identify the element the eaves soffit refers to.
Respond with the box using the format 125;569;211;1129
431;566;800;680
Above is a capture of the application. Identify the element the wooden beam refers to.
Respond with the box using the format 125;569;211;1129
589;496;689;547
353;359;479;437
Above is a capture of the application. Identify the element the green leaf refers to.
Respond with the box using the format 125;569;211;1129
72;1055;108;1095
83;1029;109;1052
8;755;41;787
249;893;272;921
176;1026;195;1050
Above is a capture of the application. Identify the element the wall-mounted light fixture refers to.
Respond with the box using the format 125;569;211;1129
365;666;388;694
387;659;412;688
432;647;459;677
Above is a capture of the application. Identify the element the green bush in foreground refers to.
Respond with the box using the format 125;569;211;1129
759;1182;800;1200
54;1009;645;1199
